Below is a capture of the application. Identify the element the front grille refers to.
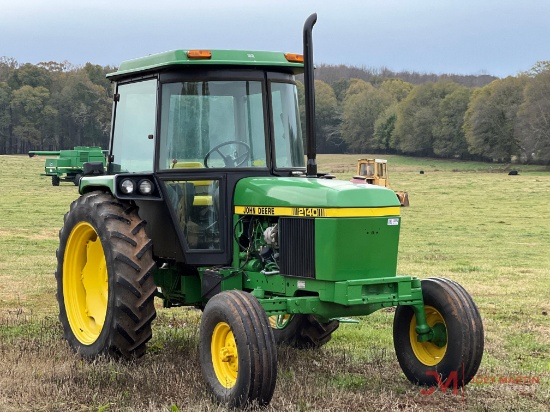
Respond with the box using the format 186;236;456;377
279;217;315;278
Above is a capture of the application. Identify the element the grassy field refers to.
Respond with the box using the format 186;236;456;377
0;154;548;411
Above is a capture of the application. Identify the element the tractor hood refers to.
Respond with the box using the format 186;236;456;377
234;177;401;209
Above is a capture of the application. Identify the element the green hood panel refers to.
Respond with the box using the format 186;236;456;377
234;177;400;208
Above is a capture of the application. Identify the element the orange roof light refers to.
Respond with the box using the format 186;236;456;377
187;50;212;59
284;53;304;63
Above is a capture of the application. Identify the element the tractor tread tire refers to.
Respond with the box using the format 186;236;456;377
430;277;484;381
393;277;484;387
200;290;277;408
56;191;157;360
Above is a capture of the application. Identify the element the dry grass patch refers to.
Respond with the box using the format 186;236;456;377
0;154;549;410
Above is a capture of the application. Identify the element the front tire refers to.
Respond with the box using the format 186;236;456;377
56;191;157;359
200;290;277;408
393;278;484;387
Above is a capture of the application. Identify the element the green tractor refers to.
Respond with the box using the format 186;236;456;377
55;14;483;408
28;146;107;186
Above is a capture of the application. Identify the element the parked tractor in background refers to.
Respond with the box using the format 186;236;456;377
54;14;483;408
28;146;107;186
351;158;410;206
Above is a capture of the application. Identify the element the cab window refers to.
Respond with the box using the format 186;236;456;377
110;79;157;173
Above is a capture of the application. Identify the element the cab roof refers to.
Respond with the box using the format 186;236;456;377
107;49;305;80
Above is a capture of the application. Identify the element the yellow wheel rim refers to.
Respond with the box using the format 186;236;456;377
269;314;292;329
211;322;238;388
409;305;447;366
63;222;108;345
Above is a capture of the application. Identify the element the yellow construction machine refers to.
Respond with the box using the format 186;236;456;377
350;158;410;206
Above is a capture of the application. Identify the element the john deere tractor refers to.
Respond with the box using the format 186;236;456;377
55;14;483;408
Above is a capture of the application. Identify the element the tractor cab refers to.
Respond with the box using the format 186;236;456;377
107;53;305;175
353;158;388;186
89;50;309;263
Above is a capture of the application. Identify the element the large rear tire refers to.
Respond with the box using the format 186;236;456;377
270;314;339;348
200;290;277;408
393;278;484;387
56;191;157;359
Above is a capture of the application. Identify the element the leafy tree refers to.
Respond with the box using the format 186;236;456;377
313;80;342;153
342;82;393;152
517;65;550;163
10;85;54;151
83;62;115;90
432;86;471;158
37;61;68;73
331;78;350;103
378;79;413;102
464;76;527;162
344;78;372;98
371;80;413;151
57;70;111;149
0;82;12;153
520;60;550;77
393;81;459;156
373;104;397;152
0;57;18;83
8;63;51;89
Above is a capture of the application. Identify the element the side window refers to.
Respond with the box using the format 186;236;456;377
271;82;305;168
164;179;220;250
111;79;157;172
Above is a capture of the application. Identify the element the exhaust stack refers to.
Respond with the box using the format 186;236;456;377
303;13;317;177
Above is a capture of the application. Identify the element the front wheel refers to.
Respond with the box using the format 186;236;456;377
393;278;484;387
200;290;277;408
56;191;157;359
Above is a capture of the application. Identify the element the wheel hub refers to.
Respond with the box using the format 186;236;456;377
409;305;448;366
63;222;108;345
211;322;238;387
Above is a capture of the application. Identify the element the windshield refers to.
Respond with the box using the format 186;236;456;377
159;80;266;170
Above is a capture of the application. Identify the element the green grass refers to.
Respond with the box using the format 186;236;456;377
0;153;549;411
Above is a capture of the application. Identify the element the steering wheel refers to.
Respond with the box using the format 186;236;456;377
204;141;251;168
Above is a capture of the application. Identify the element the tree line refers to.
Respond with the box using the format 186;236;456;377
1;57;550;164
309;61;550;164
0;57;113;154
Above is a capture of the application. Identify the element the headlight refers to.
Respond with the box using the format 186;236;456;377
138;179;153;195
120;179;135;194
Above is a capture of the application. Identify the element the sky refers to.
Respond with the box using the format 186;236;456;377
1;0;549;78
